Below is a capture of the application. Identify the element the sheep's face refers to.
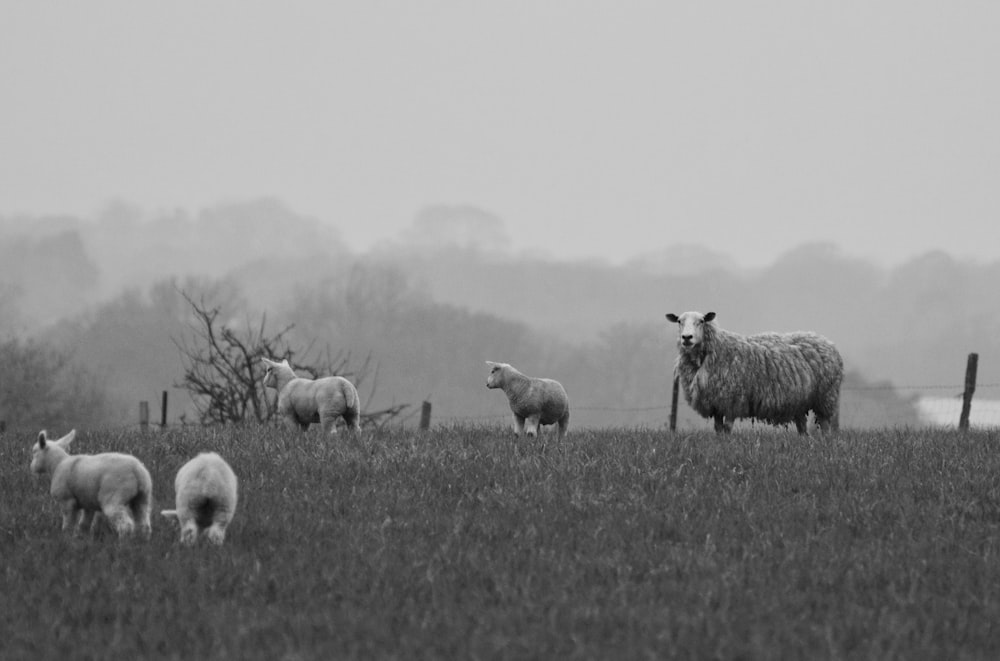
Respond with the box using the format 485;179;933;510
666;311;716;350
30;436;47;474
261;358;287;389
30;429;74;474
262;363;276;389
485;362;509;389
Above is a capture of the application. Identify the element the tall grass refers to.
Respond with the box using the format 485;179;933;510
2;424;1000;659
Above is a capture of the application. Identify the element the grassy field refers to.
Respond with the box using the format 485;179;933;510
3;423;1000;660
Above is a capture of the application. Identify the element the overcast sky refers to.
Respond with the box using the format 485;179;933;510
2;2;997;267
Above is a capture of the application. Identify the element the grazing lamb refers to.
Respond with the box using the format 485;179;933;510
486;361;570;440
262;357;361;434
161;452;238;546
665;311;843;435
30;429;153;539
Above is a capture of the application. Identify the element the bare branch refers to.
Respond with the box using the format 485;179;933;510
172;289;407;428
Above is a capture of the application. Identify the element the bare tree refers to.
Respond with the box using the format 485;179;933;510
173;290;408;428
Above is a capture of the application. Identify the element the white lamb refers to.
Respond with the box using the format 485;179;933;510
486;361;570;440
161;452;238;546
30;429;153;539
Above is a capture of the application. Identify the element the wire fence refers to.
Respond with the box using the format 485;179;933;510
42;377;996;434
430;382;1000;429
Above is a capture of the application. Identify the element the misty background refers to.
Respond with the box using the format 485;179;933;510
2;4;998;431
2;201;996;432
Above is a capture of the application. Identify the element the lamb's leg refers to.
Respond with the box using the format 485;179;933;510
134;499;152;540
525;415;541;437
205;511;230;545
794;415;809;436
180;518;199;546
513;415;526;436
557;412;569;441
713;415;729;434
103;504;136;537
61;501;81;534
78;509;96;537
281;413;303;432
342;407;361;433
319;411;339;435
89;512;105;536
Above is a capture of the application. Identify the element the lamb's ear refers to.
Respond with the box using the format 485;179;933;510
704;312;716;322
37;430;47;449
262;357;275;367
57;429;76;447
485;361;496;367
666;313;679;323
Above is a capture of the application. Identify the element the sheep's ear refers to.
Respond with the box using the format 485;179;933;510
282;359;290;366
160;510;178;521
262;358;274;367
37;431;47;449
666;313;679;323
57;429;77;447
485;361;497;367
704;312;716;322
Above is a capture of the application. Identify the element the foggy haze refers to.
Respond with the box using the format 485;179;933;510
2;207;998;420
2;3;999;268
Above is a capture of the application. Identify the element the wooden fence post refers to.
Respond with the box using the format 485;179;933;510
160;391;168;428
139;401;150;432
419;401;432;430
669;375;679;432
959;352;978;431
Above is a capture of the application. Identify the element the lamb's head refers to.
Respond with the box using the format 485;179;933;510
485;361;512;389
261;357;289;389
665;311;716;350
30;429;75;474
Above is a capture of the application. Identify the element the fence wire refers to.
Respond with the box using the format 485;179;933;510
432;383;1000;427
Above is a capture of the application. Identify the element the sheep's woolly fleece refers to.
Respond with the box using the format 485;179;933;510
161;452;238;546
30;429;153;538
666;311;843;434
262;357;361;434
486;361;570;439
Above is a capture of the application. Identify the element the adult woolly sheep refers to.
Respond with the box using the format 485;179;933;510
486;361;570;440
30;429;153;539
161;452;238;546
262;357;361;434
665;311;843;434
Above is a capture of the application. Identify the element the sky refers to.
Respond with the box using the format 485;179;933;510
2;2;998;268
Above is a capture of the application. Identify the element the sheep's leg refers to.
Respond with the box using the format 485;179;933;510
103;504;136;537
816;410;837;433
205;524;227;545
713;415;731;434
205;511;230;545
134;500;152;540
525;415;541;438
513;415;526;436
319;409;339;435
794;415;809;436
557;412;569;441
89;512;105;536
179;519;199;546
281;413;303;433
61;501;82;534
342;408;362;433
77;509;96;537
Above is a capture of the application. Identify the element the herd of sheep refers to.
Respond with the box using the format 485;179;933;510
29;310;844;542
